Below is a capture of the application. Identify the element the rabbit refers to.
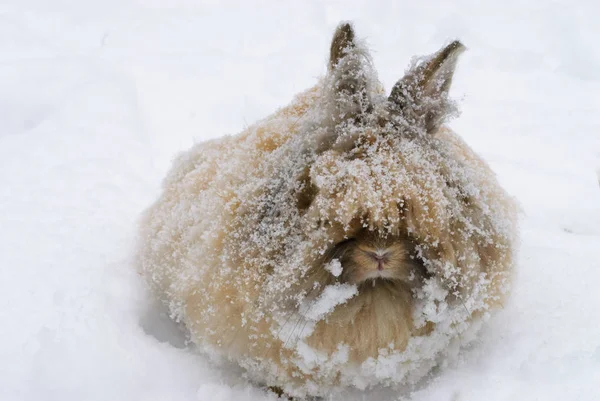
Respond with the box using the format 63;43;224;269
136;22;518;398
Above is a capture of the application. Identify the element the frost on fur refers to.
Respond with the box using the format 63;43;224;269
136;22;518;398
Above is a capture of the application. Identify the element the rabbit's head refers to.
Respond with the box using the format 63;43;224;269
321;229;428;289
293;23;468;243
238;23;515;324
285;24;472;285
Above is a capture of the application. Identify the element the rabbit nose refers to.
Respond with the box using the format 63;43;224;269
367;252;389;270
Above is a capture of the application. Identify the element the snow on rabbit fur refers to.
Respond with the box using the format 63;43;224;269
136;23;518;397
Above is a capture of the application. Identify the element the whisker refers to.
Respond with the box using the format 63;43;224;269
459;297;471;315
294;314;312;347
282;293;319;351
263;284;319;360
443;281;471;316
282;313;304;351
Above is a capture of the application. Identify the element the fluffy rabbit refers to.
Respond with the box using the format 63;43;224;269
136;22;518;398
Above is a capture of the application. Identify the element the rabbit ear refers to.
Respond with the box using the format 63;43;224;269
389;41;465;133
327;23;372;119
329;22;358;70
317;22;373;152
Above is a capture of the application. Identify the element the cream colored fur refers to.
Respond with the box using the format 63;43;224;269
136;22;518;398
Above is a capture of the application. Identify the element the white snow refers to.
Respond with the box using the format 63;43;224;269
299;284;358;323
1;1;599;401
325;258;343;277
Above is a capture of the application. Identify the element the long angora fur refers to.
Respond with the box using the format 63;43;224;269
136;22;518;398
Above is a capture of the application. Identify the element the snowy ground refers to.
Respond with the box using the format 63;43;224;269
1;1;599;400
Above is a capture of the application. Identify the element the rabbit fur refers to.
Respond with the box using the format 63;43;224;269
136;22;518;398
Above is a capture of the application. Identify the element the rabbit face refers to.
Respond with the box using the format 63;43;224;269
324;231;426;286
287;23;469;265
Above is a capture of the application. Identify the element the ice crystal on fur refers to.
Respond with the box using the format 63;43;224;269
136;22;518;398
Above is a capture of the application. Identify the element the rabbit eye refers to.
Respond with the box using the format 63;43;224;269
296;168;317;212
324;237;357;262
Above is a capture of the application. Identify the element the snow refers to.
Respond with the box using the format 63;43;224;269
0;1;598;401
325;259;343;277
299;284;358;323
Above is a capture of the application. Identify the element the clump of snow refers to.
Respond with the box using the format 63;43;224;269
325;258;343;277
299;283;358;322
